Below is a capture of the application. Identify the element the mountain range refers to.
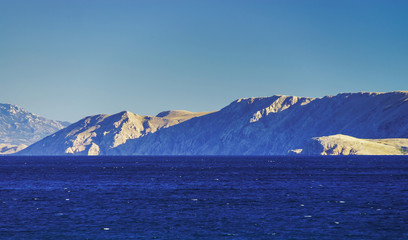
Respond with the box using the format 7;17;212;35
12;91;408;156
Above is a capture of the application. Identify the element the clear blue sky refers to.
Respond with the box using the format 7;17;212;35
1;0;407;122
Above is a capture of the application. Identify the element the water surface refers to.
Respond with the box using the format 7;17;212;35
0;156;407;239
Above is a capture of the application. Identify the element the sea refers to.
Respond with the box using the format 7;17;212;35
0;155;407;239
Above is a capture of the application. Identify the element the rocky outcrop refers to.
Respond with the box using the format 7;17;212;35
301;134;408;155
0;143;28;154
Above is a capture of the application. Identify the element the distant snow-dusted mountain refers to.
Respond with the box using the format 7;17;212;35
19;91;408;156
0;103;69;153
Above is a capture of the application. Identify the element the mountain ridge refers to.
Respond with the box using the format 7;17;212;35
17;91;408;156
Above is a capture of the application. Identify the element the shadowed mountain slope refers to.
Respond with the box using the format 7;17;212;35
119;91;408;155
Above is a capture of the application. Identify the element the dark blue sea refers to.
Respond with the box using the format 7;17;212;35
0;156;407;239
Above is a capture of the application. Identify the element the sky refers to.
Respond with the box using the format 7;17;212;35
1;0;407;122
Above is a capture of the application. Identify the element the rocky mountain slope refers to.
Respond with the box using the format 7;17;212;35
19;91;408;156
0;103;69;152
0;143;28;155
18;110;211;155
301;134;408;155
114;91;407;155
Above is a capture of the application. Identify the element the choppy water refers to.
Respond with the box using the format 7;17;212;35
0;156;407;239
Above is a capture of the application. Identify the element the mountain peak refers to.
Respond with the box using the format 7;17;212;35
156;110;214;121
118;110;133;116
156;110;192;118
0;103;30;115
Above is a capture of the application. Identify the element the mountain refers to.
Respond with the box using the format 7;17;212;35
18;110;212;155
119;91;408;155
0;103;69;153
19;91;408;156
